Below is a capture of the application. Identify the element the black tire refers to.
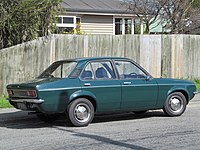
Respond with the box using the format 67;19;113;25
133;110;147;114
37;113;59;123
163;92;187;117
67;98;94;127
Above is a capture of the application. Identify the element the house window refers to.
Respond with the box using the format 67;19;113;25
63;17;74;24
56;16;81;33
76;18;81;29
134;19;141;34
114;18;142;35
125;18;132;34
115;18;123;35
114;18;133;35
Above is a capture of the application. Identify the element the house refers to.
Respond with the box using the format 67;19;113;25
57;0;144;35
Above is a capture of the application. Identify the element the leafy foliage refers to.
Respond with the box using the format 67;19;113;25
0;97;13;108
0;0;62;49
192;0;200;8
62;23;86;35
194;79;200;92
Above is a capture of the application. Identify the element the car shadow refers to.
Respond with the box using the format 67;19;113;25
53;127;152;150
93;111;166;124
0;109;167;129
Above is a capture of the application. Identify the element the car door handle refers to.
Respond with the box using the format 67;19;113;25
84;83;91;86
123;82;132;85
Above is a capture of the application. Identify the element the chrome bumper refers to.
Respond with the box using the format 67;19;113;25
193;91;199;95
7;98;44;104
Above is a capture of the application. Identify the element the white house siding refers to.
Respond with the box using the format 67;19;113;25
81;15;113;35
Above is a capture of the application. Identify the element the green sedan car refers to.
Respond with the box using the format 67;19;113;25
7;57;197;127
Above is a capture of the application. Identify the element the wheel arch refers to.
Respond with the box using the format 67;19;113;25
69;90;97;112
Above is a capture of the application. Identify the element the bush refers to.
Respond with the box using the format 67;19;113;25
194;79;200;92
0;0;62;49
0;97;13;108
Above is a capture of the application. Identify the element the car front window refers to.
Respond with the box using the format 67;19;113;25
39;61;77;78
115;61;147;79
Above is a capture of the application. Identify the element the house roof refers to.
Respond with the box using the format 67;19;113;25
61;0;133;15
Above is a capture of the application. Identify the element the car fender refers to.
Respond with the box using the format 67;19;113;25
167;85;189;99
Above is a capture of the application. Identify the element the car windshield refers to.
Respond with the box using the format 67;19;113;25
38;61;77;78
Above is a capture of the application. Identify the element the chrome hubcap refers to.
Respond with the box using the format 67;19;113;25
169;97;182;112
74;104;90;123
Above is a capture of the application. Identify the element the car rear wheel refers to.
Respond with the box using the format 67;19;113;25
37;113;59;123
67;98;94;127
163;92;187;117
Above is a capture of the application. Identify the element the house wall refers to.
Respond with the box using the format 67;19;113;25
81;15;113;34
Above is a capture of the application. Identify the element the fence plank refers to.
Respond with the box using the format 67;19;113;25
0;34;200;95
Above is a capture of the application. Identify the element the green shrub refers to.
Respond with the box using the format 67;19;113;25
194;79;200;92
0;97;13;108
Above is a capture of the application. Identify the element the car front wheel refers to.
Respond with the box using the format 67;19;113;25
163;92;187;117
67;98;94;127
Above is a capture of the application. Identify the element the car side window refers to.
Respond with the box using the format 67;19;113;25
80;63;94;80
91;61;116;80
115;61;147;79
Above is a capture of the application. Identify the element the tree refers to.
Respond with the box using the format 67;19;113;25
192;0;200;8
123;0;200;34
185;0;200;34
0;0;62;49
161;0;196;33
123;0;167;34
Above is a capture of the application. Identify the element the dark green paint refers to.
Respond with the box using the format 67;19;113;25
80;79;121;112
6;57;197;114
120;78;158;110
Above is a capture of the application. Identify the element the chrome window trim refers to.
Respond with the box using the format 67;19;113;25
79;59;117;81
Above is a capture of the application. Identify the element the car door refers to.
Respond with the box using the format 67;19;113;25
80;60;121;112
114;60;158;110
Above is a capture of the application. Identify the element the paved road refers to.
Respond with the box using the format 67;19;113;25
0;95;200;150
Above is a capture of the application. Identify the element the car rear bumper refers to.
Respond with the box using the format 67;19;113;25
7;98;44;104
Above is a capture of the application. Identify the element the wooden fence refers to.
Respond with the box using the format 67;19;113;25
0;34;200;95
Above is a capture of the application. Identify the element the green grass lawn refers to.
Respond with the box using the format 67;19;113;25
195;84;200;92
0;97;13;108
194;79;200;92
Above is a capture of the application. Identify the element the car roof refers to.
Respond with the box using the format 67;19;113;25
56;57;130;63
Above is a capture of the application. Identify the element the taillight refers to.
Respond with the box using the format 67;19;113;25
27;90;36;97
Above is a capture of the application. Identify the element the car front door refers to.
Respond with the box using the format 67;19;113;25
80;60;121;112
114;60;158;110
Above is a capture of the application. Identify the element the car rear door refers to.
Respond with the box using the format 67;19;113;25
114;60;158;110
80;60;121;112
